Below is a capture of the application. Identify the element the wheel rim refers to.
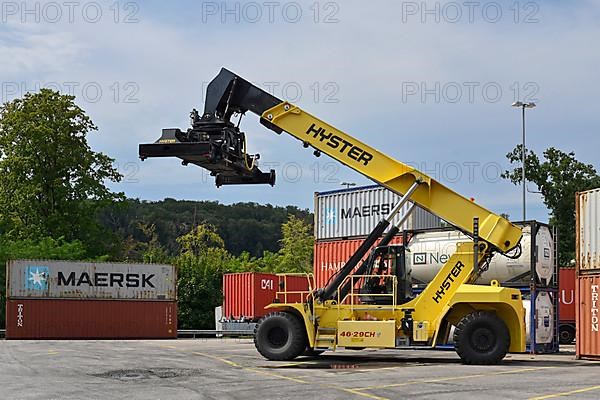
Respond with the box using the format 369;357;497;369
560;330;572;342
471;326;496;353
267;326;288;348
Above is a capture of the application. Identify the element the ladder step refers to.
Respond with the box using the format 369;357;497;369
317;337;335;342
316;333;336;338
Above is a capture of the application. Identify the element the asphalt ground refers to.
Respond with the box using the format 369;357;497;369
1;339;598;400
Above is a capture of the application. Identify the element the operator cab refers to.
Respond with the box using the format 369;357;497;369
359;245;413;305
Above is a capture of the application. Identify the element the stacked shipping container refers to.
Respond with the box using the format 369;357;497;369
313;185;440;305
5;260;177;339
558;268;576;344
314;185;441;240
576;188;600;359
314;185;560;352
222;272;310;322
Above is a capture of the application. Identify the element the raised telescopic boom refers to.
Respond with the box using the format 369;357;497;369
139;68;522;256
140;68;527;364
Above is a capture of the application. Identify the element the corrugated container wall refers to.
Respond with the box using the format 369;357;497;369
576;275;600;359
7;260;176;300
223;273;310;321
315;185;441;240
5;299;177;339
575;188;600;358
577;188;600;273
559;268;576;323
314;236;404;288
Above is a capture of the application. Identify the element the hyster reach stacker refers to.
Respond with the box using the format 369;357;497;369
139;68;527;365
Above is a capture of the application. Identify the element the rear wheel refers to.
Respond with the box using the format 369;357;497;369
559;325;575;344
454;311;510;365
254;312;307;361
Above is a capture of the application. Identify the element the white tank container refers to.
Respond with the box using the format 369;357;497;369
406;222;555;286
533;291;555;344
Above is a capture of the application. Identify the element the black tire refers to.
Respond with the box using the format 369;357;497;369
454;311;510;365
559;325;575;344
302;347;324;357
254;312;307;361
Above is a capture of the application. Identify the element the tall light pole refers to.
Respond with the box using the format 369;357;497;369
511;101;536;221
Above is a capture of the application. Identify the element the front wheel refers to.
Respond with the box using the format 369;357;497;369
454;311;510;365
254;312;307;361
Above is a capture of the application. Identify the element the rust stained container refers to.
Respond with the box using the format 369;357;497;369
577;188;600;274
5;299;177;339
314;236;404;289
576;274;600;359
222;272;310;321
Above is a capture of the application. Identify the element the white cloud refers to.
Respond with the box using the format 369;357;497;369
3;0;599;222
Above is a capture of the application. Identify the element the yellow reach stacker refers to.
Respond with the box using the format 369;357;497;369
140;68;526;365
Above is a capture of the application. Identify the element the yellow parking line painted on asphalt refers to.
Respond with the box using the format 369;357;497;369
529;385;600;400
335;386;390;400
244;368;309;384
192;351;241;368
47;351;58;355
353;367;555;391
190;348;391;399
354;373;488;391
246;368;391;400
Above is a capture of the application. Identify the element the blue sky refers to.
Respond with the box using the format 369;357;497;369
1;0;598;222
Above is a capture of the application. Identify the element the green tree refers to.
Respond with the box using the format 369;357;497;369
502;146;600;265
177;224;225;256
276;214;314;273
0;89;123;255
117;222;170;263
175;224;234;328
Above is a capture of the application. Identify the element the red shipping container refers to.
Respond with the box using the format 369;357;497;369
314;236;404;289
559;268;576;322
576;274;600;359
222;273;310;321
5;299;176;340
